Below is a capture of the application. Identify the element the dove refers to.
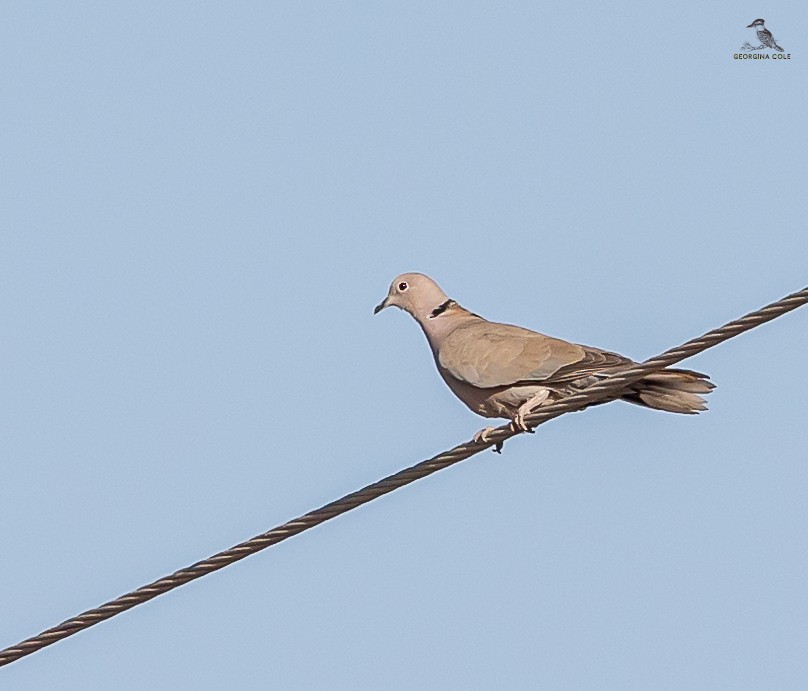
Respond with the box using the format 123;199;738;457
374;273;714;443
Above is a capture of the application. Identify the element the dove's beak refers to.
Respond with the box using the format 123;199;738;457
746;22;755;27
374;297;389;314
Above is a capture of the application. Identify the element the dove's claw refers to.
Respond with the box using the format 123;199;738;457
473;427;505;453
510;411;534;434
473;427;496;444
518;422;533;433
511;413;533;434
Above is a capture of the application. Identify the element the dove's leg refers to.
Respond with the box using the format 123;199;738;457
512;388;551;432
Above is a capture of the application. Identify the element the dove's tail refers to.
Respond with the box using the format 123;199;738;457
621;369;715;414
774;43;784;52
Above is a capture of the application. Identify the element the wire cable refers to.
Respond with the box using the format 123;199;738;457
1;285;806;668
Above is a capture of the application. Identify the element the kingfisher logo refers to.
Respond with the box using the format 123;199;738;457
735;18;791;59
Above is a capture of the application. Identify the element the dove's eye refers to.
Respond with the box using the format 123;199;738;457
398;282;408;291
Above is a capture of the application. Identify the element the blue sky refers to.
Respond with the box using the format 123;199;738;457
1;2;806;689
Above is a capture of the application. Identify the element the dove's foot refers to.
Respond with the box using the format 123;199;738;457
473;427;495;443
473;427;504;453
512;388;551;433
510;418;533;434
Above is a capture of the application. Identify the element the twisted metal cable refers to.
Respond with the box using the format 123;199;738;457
1;285;806;668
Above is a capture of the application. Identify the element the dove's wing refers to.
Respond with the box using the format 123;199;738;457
437;320;632;389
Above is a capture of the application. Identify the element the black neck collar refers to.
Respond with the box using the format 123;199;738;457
429;299;455;318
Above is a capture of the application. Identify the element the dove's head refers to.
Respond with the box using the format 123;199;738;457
374;273;450;321
747;18;765;27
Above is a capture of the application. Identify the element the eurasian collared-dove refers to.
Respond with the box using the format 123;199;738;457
375;273;714;443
